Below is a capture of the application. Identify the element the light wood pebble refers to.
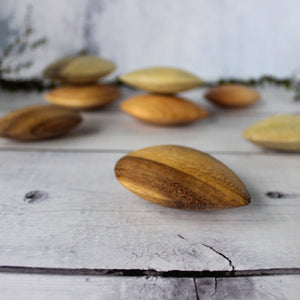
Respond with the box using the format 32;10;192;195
120;94;208;125
205;84;260;108
45;84;121;110
115;145;250;210
120;67;203;93
243;114;300;151
43;55;116;84
0;105;82;141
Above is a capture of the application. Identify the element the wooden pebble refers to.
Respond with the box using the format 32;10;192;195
43;55;116;84
120;94;208;125
243;114;300;151
205;84;260;108
45;84;121;110
120;67;202;93
0;105;82;141
115;145;250;210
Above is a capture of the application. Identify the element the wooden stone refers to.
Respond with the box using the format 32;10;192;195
115;145;250;210
243;114;300;151
0;105;82;141
119;67;203;93
45;84;121;110
205;84;260;108
120;94;208;125
43;55;116;84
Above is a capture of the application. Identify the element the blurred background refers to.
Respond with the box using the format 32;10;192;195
0;0;299;81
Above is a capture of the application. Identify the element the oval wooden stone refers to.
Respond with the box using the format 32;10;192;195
0;105;82;141
43;55;116;84
243;114;300;151
45;84;121;110
205;84;260;108
119;67;203;93
115;145;250;210
120;94;208;125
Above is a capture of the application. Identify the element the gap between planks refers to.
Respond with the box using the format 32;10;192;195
0;147;297;156
0;266;299;278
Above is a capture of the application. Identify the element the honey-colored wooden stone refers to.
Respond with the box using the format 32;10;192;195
120;94;208;125
119;67;203;93
205;84;260;108
43;55;116;84
0;105;82;141
45;84;121;110
115;145;250;210
242;114;300;151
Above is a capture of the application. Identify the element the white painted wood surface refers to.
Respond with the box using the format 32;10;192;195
0;273;196;300
195;276;300;300
0;86;299;298
0;273;298;300
0;86;298;152
0;151;299;270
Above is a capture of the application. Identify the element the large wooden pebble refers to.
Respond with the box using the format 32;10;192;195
120;67;202;93
0;105;82;141
120;94;208;125
43;55;116;84
205;84;260;108
45;84;121;110
115;145;250;210
243;114;300;151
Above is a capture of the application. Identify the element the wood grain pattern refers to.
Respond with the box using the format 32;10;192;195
0;151;299;270
43;55;116;84
0;105;82;141
205;85;260;108
115;145;250;209
120;94;208;125
120;67;203;93
243;114;300;151
45;84;121;110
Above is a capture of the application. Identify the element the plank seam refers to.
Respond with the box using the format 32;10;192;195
0;148;296;156
0;267;299;278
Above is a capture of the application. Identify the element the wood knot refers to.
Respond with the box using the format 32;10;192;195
265;191;284;199
24;190;48;203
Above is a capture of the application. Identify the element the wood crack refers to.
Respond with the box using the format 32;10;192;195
202;244;235;272
193;278;200;300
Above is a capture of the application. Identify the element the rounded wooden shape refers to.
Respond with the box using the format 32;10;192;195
0;105;82;141
205;84;260;108
45;84;121;110
115;145;250;210
119;67;203;93
43;55;116;84
120;94;208;125
242;114;300;151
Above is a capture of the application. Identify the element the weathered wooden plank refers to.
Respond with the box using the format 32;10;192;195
0;273;298;300
0;151;299;271
0;87;298;152
195;276;300;300
0;273;196;300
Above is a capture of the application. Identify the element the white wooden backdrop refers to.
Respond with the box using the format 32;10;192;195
1;0;300;80
0;86;299;299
